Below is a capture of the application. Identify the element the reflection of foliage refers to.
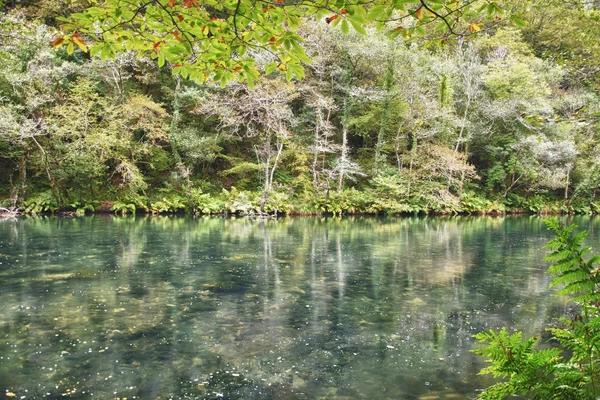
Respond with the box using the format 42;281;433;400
0;216;571;399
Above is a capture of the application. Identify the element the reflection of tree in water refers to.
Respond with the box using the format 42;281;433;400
0;216;591;399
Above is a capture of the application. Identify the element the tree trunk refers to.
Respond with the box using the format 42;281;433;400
455;95;471;153
19;150;27;205
337;126;348;194
259;134;283;214
169;76;182;163
375;62;394;170
260;134;272;213
565;166;571;200
312;120;320;189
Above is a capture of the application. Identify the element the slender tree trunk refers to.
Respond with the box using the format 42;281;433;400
31;136;61;206
260;134;283;214
395;140;402;174
312;115;321;189
406;132;417;200
337;126;348;194
269;142;283;193
260;134;272;213
19;150;27;205
110;63;124;104
375;62;394;170
455;95;471;153
337;57;354;195
407;155;414;200
170;76;182;163
565;166;571;200
496;174;522;203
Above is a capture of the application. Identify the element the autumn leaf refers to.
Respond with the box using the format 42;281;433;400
415;7;424;21
468;23;482;33
168;0;176;7
72;33;88;52
51;36;65;48
171;31;185;42
325;15;339;24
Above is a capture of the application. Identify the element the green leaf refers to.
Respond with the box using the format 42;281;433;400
367;5;386;21
510;16;527;27
265;62;278;75
86;7;104;17
350;19;367;35
341;19;349;34
89;44;102;57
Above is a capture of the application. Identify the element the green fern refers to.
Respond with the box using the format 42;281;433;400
111;201;136;215
544;218;600;303
474;219;600;399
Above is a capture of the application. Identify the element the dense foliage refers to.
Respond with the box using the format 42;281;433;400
474;219;600;399
54;0;510;86
1;0;599;215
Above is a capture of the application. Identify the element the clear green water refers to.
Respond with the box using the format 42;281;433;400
0;215;597;399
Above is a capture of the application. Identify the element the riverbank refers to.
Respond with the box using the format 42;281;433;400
8;195;599;217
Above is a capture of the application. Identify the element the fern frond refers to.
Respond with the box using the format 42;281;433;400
548;258;579;275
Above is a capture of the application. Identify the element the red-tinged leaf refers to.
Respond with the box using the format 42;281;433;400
171;31;185;42
340;9;348;15
210;17;219;22
72;34;88;52
183;0;192;7
395;26;404;30
177;15;184;22
174;63;182;67
468;23;481;33
201;25;209;35
168;0;176;7
153;41;162;53
51;36;65;47
276;0;284;3
325;15;339;24
234;66;242;71
415;7;424;20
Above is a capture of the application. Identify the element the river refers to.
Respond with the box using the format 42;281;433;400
1;215;597;399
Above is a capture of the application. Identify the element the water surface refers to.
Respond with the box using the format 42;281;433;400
1;216;597;399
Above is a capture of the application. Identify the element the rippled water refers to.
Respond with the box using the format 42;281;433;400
1;215;598;399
